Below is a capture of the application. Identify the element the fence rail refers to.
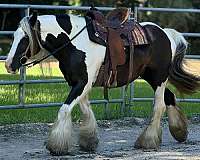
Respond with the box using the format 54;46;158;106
0;4;200;116
137;7;200;13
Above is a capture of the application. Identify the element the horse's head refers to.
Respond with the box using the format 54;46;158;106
5;12;41;73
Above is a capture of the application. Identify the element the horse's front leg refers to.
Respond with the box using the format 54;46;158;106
79;95;98;151
46;80;89;156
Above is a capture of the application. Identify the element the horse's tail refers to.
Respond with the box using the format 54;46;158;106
164;28;200;94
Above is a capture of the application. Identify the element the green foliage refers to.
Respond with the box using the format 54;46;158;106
1;0;200;56
0;62;200;124
139;0;200;55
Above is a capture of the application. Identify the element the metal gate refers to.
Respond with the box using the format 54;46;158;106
0;4;200;118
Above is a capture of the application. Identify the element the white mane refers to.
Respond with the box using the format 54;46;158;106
20;16;36;56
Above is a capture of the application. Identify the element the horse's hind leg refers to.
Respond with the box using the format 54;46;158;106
134;79;167;150
79;95;99;151
164;88;188;142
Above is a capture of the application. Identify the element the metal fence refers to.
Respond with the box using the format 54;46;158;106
0;4;200;117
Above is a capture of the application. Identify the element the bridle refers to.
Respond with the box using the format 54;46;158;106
20;16;90;68
20;16;41;64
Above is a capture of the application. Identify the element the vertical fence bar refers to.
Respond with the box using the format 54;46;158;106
126;7;133;115
130;82;134;101
121;86;126;117
25;7;30;16
134;6;138;21
18;7;30;107
18;67;26;106
104;101;109;119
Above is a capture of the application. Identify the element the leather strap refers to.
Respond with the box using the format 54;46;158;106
106;28;126;86
128;44;134;81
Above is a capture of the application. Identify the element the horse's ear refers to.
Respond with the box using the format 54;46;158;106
29;11;37;27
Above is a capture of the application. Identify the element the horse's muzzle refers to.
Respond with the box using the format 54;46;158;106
5;62;18;74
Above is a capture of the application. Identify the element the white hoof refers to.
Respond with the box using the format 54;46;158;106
134;124;162;150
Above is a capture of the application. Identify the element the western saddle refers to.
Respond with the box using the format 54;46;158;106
87;7;130;29
85;7;148;91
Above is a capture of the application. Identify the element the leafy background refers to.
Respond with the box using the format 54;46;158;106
0;0;200;55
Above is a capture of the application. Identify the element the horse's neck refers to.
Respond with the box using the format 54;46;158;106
38;15;66;41
38;14;85;40
68;14;86;39
37;14;86;60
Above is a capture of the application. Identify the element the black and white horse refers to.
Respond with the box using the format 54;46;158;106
5;12;200;155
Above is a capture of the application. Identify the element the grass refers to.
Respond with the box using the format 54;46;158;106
0;61;200;125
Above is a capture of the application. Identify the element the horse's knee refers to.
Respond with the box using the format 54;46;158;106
164;88;188;142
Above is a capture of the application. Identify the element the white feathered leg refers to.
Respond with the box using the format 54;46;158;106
46;104;73;155
79;95;98;151
135;81;167;150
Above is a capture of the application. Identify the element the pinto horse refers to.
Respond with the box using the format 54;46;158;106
5;12;200;155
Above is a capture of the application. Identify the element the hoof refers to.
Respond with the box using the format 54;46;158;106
134;125;162;150
46;144;69;156
167;105;188;142
46;115;72;156
79;132;99;152
46;132;70;156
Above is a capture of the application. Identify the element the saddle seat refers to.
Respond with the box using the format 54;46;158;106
106;7;129;28
87;7;129;29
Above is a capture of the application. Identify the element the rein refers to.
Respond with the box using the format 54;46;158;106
23;22;89;68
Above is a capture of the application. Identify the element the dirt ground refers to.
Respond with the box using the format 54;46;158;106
1;118;200;160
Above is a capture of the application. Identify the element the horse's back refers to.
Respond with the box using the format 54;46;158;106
140;22;172;65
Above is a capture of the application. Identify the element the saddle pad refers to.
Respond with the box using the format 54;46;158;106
85;16;148;46
132;22;148;45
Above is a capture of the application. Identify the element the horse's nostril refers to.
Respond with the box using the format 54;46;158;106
5;62;14;73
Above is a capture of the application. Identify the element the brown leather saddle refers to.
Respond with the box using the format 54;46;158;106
85;7;148;89
87;7;129;29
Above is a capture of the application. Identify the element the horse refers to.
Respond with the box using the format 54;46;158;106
5;11;200;156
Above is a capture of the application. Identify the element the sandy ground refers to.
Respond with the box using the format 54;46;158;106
1;118;200;160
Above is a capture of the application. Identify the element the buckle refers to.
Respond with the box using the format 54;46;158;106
20;56;28;65
95;32;99;37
